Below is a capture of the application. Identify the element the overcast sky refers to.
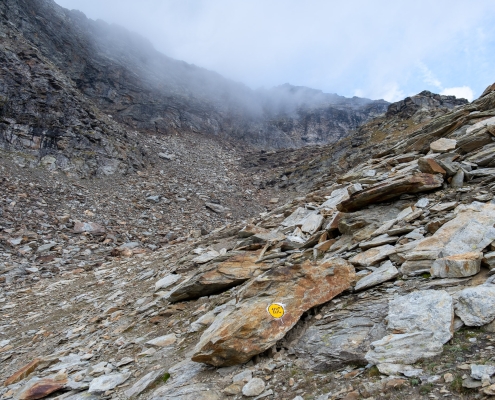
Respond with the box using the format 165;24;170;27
54;0;495;102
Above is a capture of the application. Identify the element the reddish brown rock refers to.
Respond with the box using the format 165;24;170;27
168;253;270;302
417;157;447;175
14;374;67;400
191;258;355;366
238;224;269;238
337;173;444;212
4;359;41;386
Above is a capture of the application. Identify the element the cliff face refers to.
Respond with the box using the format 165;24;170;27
0;7;148;177
0;0;389;167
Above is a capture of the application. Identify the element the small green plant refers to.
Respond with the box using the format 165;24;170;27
419;383;433;395
162;372;170;383
450;375;463;393
368;365;380;377
421;273;431;279
410;378;420;387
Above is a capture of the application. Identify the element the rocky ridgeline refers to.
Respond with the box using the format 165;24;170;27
1;0;389;171
2;86;495;399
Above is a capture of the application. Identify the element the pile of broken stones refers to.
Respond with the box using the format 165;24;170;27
3;119;495;398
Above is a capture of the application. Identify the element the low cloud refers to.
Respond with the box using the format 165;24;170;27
441;86;475;102
54;0;495;102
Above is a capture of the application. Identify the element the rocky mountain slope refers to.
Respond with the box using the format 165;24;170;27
2;79;495;400
0;0;389;175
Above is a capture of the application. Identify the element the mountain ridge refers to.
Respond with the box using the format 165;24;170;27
1;0;390;164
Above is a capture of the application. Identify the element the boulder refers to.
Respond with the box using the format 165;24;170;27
418;157;446;175
454;280;495;326
146;333;177;347
238;224;269;238
319;187;350;210
168;253;269;303
471;364;495;380
431;252;482;278
355;261;399;291
205;202;228;214
281;207;314;228
430;138;457;153
149;361;221;400
366;290;453;365
191;258;355;366
300;213;324;234
451;169;464;188
124;368;166;399
155;274;181;291
359;234;399;250
73;221;105;235
337;173;443;212
242;378;265;397
403;202;495;265
294;297;389;371
482;251;495;270
349;245;396;268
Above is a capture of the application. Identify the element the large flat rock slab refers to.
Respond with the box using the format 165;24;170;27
294;297;389;371
405;202;495;265
366;289;453;366
191;258;355;366
337;173;443;212
168;253;270;303
355;261;399;291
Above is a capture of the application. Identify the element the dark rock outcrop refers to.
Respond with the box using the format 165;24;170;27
0;0;389;167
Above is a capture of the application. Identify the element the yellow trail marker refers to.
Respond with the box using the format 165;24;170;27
267;303;285;319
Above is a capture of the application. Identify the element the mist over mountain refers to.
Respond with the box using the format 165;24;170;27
0;0;390;164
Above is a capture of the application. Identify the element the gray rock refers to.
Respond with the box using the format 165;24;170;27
377;363;423;377
189;311;216;333
471;364;495;380
205;203;228;214
366;331;444;365
319;187;350;210
366;290;453;365
349;245;395;267
415;198;430;208
431;252;481;278
37;242;57;253
281;207;314;228
386;290;453;343
233;370;252;383
355;261;398;291
294;297;388;371
158;153;175;160
242;378;266;397
483;251;495;270
146;333;176;347
124;368;166;398
191;250;220;264
155;274;181;291
146;195;160;202
149;360;220;399
359;234;398;250
455;284;495;326
451;169;464;188
463;377;483;389
88;373;130;393
403;202;495;264
430;138;457;153
300;213;324;234
73;222;105;235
